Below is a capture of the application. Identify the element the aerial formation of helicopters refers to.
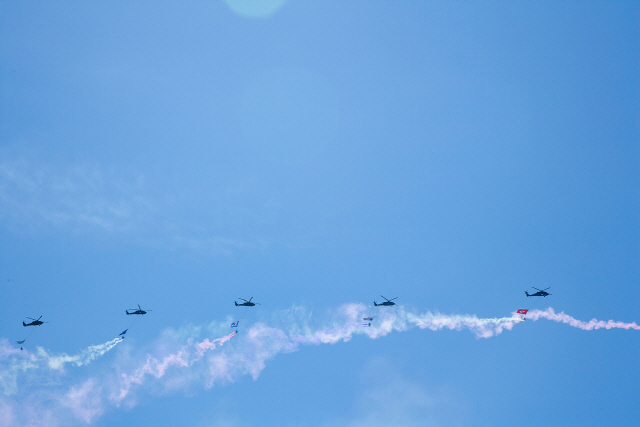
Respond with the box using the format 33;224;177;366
18;287;550;348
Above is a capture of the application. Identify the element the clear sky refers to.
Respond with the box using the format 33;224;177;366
1;1;639;426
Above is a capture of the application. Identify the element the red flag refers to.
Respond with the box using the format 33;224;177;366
517;309;529;315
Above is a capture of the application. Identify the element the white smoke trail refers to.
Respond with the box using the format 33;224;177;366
40;337;125;370
287;304;521;345
518;307;640;331
110;303;640;402
1;304;637;427
111;331;237;404
0;337;124;396
109;304;522;402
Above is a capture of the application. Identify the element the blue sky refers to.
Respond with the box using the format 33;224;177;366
1;1;639;426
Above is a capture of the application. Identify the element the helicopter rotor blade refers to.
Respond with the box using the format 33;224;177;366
249;297;253;302
26;317;38;321
532;287;543;291
239;298;248;302
389;297;398;301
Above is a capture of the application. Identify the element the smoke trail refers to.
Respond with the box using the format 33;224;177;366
112;331;237;403
110;304;640;402
519;308;640;331
0;337;124;396
109;304;522;402
40;337;125;370
288;304;522;345
1;304;638;427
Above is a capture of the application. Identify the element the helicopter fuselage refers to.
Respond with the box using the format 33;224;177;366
23;320;44;326
525;291;549;297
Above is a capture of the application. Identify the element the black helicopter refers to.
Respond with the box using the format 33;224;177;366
235;297;260;307
126;304;151;315
525;287;551;297
23;316;47;327
374;295;397;306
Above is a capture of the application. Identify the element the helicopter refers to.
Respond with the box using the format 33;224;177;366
23;316;48;327
235;297;260;307
525;287;551;297
126;305;152;315
374;296;397;306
